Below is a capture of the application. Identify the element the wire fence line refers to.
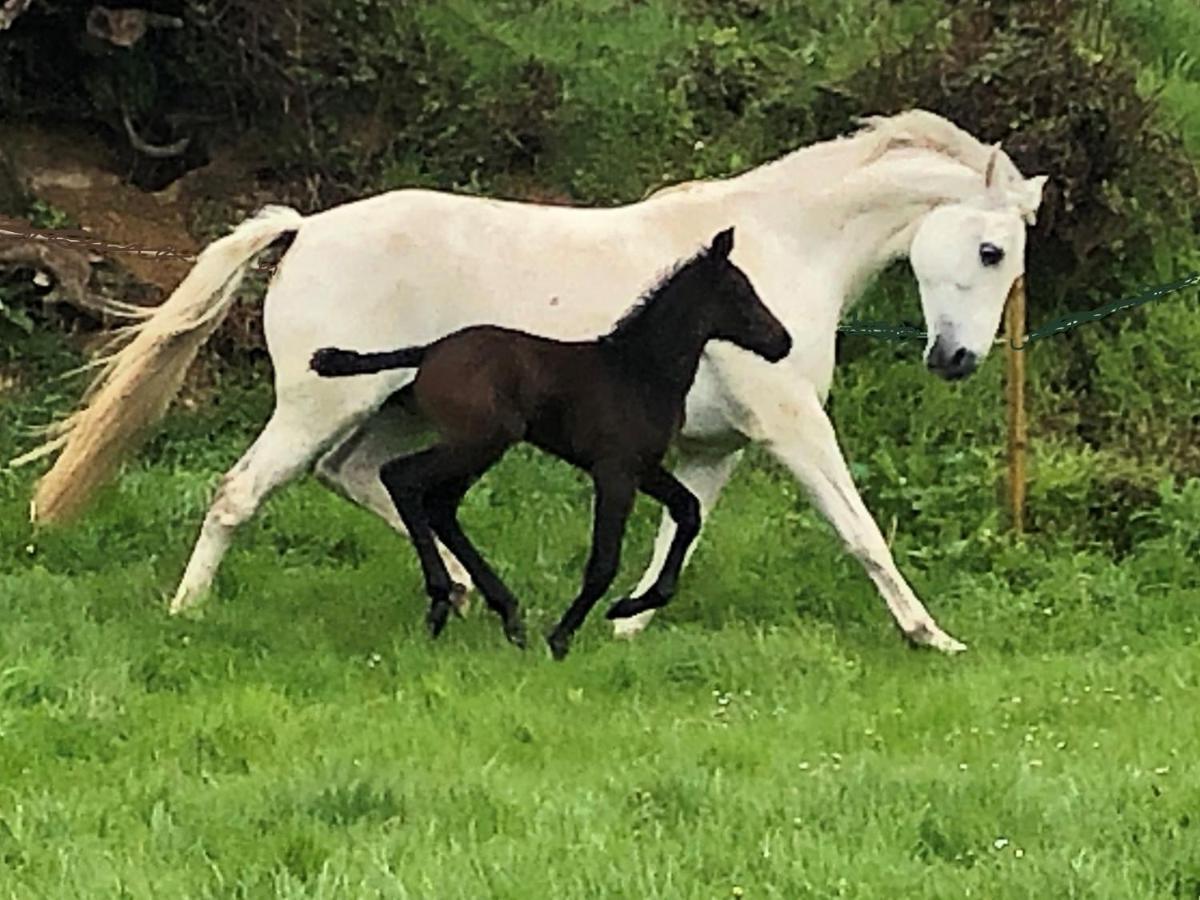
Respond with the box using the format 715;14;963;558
2;217;1198;347
838;270;1200;348
0;217;272;270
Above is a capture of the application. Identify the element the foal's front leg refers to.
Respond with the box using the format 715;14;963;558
605;466;701;621
546;465;637;660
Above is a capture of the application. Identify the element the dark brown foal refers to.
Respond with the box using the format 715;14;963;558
310;226;791;659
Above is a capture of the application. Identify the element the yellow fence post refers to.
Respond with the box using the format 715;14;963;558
1004;275;1028;534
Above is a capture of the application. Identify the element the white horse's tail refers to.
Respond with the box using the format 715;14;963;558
12;204;306;525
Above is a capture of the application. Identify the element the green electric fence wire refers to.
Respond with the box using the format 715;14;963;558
837;271;1200;349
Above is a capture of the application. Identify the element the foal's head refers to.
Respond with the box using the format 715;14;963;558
690;227;792;363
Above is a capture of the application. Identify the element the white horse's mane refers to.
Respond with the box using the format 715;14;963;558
650;108;1028;202
857;110;1017;175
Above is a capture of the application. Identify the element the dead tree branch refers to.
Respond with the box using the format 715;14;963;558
0;0;34;31
0;232;105;316
121;108;191;159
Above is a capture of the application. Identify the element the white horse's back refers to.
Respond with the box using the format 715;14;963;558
262;186;750;381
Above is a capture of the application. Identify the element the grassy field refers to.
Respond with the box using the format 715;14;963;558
2;350;1198;900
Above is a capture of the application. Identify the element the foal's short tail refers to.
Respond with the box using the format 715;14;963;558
309;345;429;378
12;204;306;525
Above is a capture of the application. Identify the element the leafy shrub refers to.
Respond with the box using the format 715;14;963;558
824;0;1200;307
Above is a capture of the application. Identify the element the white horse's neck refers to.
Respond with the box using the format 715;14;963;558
671;141;988;321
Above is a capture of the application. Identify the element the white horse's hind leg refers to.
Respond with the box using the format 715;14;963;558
169;407;357;614
612;446;743;639
314;401;475;611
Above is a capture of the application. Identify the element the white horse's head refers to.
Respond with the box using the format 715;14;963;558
909;148;1048;380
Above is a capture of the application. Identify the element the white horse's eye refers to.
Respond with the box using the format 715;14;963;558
980;243;1004;267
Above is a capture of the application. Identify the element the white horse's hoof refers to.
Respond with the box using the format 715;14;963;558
611;613;652;640
448;582;472;618
168;589;203;616
906;621;967;654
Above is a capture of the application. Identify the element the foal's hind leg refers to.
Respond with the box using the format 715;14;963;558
606;466;702;621
379;442;509;639
315;401;475;614
546;464;637;660
425;476;527;648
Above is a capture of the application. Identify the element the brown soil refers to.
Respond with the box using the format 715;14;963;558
2;120;267;297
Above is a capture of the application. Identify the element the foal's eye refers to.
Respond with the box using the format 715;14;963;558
979;242;1004;267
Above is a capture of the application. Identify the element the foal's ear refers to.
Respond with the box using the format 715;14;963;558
709;227;735;260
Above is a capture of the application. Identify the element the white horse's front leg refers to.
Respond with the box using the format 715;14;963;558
754;384;967;653
612;446;743;639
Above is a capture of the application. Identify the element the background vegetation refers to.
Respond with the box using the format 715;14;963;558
1;0;1198;895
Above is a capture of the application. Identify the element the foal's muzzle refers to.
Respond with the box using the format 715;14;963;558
761;329;793;363
926;336;978;381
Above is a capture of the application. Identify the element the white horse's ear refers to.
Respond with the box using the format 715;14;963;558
1019;175;1049;225
984;148;999;189
983;145;1010;203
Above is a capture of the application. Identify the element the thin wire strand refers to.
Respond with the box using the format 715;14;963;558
3;219;1197;347
838;271;1200;348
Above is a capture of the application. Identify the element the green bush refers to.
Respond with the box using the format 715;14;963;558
826;0;1200;306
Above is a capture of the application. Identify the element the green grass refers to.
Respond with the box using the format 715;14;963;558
2;352;1199;899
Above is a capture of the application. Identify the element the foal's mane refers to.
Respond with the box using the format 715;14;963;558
598;245;711;344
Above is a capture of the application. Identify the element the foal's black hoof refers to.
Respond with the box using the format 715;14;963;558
546;630;571;661
606;591;664;620
504;618;528;650
605;596;643;620
426;601;452;639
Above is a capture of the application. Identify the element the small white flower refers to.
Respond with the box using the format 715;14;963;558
993;837;1009;850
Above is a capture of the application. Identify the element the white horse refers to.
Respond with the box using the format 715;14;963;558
20;109;1046;654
